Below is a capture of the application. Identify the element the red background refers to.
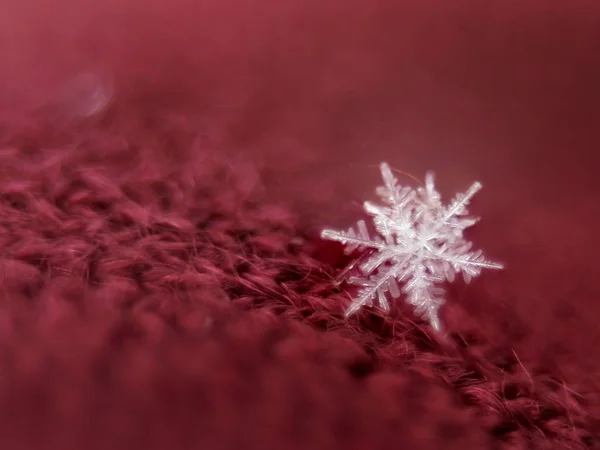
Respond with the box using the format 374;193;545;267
1;1;600;448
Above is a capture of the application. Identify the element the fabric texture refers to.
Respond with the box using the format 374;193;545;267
1;1;600;449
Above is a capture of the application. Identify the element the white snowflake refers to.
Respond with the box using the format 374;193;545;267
321;162;503;332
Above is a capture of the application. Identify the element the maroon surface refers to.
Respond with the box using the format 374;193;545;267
1;1;600;449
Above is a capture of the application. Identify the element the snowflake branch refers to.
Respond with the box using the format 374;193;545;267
321;220;385;253
345;263;403;316
442;181;482;223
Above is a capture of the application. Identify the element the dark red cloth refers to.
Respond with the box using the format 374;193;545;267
1;1;600;449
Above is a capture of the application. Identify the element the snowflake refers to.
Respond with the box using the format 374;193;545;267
321;162;503;332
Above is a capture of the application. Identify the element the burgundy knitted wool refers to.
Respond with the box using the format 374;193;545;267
2;1;600;449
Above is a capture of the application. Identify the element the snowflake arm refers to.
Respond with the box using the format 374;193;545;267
321;162;503;332
320;220;385;253
442;180;482;224
402;266;446;332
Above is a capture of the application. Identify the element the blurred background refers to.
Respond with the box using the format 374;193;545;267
2;0;600;389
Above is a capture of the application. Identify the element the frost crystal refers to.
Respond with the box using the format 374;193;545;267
321;162;503;332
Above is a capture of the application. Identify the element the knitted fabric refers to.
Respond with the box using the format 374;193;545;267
2;1;600;449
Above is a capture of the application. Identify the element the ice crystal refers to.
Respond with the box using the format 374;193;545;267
321;162;503;332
